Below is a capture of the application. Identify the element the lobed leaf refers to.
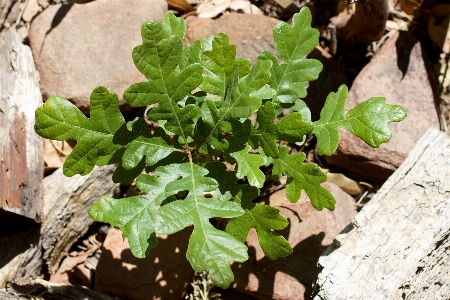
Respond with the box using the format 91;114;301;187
35;87;125;176
229;145;265;188
261;7;322;104
115;118;181;170
206;162;292;260
153;163;247;288
123;13;202;140
272;146;335;210
89;167;180;258
195;58;272;152
249;101;313;158
200;33;252;97
313;85;407;155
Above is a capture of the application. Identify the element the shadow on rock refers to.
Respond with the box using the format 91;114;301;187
94;227;194;300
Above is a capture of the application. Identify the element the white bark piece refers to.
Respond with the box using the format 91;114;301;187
314;128;450;299
0;28;43;221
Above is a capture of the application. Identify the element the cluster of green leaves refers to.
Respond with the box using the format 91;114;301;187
34;7;406;288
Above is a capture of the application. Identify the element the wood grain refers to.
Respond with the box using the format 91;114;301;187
314;128;450;299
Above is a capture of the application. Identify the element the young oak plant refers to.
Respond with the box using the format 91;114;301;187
34;7;406;288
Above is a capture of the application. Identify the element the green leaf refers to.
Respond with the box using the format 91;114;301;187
229;145;265;188
313;85;407;155
200;33;252;97
272;146;335;210
223;59;272;119
89;167;180;258
123;13;202;140
154;163;247;288
261;7;323;104
35;87;125;176
114;118;181;170
249;101;313;158
195;59;272;152
205;162;292;260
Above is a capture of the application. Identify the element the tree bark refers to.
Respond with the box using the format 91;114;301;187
0;28;43;223
0;280;120;300
314;128;450;299
0;165;121;287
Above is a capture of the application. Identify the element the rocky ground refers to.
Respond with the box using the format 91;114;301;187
0;0;449;299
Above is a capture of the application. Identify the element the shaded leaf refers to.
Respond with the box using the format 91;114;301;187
195;59;272;152
249;101;313;158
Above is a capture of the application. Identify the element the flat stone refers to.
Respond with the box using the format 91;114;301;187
231;183;357;300
324;30;440;183
184;13;279;63
0;28;43;222
94;227;194;300
28;0;167;113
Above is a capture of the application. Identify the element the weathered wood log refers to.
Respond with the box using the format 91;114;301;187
313;128;450;299
0;280;120;300
0;165;121;287
0;28;43;222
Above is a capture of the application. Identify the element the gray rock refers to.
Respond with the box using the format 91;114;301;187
28;0;167;113
324;31;440;183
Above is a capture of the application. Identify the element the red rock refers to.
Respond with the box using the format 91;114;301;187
94;227;194;300
28;0;167;114
231;183;357;300
49;253;92;288
184;13;279;63
324;30;440;183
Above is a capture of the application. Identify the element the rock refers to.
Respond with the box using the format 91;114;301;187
0;28;43;222
324;30;440;183
28;0;167;114
304;47;348;122
184;13;279;63
94;227;194;300
0;165;120;287
231;183;357;300
22;0;41;22
0;0;17;29
49;253;92;288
